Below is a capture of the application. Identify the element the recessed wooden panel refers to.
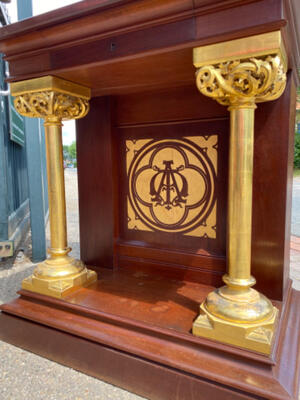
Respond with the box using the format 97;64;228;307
60;49;196;97
115;85;227;125
126;136;217;238
76;75;295;299
117;119;228;257
76;88;228;283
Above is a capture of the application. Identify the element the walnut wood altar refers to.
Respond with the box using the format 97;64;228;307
0;0;299;399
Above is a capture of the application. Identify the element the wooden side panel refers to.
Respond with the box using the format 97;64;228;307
76;96;114;268
252;73;295;301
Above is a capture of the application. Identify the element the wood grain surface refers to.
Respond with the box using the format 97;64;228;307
0;1;299;398
0;279;299;400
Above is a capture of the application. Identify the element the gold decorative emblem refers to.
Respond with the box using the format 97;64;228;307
126;137;217;238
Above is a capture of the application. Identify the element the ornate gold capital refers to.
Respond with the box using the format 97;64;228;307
11;75;91;122
10;76;96;299
14;91;89;122
195;56;286;108
193;31;287;108
192;32;287;354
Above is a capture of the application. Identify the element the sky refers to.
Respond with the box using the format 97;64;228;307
6;0;81;23
6;0;81;145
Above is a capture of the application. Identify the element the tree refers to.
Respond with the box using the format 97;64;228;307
68;141;77;161
295;133;300;169
63;145;70;161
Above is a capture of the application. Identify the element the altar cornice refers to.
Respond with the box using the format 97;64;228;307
0;0;280;43
0;0;298;95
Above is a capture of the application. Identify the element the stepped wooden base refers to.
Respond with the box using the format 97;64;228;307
0;269;299;400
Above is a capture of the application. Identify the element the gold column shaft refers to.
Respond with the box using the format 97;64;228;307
44;120;68;253
192;31;287;353
226;107;255;284
11;75;97;297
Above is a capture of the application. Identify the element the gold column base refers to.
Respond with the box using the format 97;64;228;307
193;292;278;355
22;256;97;298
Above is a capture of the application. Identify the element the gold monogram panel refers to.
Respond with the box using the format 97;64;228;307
126;136;217;238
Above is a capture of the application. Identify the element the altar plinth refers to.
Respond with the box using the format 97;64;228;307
0;1;299;399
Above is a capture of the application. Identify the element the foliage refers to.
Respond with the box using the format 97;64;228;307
63;141;76;162
68;141;77;161
295;133;300;169
63;145;69;160
295;81;300;169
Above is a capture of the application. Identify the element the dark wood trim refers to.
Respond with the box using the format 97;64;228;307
116;255;224;287
0;0;281;44
116;240;225;271
14;289;276;365
0;284;299;400
0;313;263;400
251;73;296;301
115;240;225;286
1;0;297;87
76;96;114;268
282;0;300;81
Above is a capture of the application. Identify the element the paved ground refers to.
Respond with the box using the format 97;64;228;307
0;169;144;400
292;177;300;237
0;169;299;399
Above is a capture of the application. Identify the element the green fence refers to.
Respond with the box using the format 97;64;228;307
0;53;29;239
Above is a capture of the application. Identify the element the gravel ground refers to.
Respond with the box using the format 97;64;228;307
0;169;299;400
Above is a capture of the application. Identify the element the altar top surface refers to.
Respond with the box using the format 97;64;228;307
0;0;299;95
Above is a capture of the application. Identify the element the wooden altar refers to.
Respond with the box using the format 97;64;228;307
0;0;299;399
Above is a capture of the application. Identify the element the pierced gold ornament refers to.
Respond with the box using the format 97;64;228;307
14;91;89;121
11;76;96;298
195;56;286;108
192;32;287;354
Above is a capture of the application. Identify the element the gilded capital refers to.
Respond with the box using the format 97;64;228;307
193;31;287;108
195;56;286;108
11;76;91;122
11;76;96;298
192;32;286;354
14;91;89;122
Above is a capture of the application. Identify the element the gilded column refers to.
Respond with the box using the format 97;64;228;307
192;32;287;354
11;76;97;298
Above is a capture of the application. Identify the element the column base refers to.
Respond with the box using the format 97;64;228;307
193;302;278;354
22;265;97;298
